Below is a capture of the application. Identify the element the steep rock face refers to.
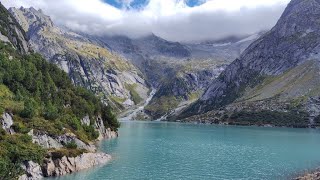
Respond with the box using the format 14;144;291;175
145;65;226;118
95;117;118;140
100;33;258;119
9;7;150;111
0;2;29;54
182;0;320;117
101;33;259;86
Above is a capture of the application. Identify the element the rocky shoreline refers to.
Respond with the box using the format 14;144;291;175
18;125;118;180
294;170;320;180
0;112;118;180
19;153;112;180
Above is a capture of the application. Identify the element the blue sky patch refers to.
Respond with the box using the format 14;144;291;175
103;0;148;9
186;0;206;7
103;0;205;9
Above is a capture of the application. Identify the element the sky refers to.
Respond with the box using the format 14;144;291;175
2;0;291;42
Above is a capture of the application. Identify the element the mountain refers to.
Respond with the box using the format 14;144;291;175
8;6;260;120
179;0;320;127
98;33;260;119
9;7;150;112
0;3;29;54
0;3;119;179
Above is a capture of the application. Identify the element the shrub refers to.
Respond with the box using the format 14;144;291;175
43;102;59;120
20;98;37;118
50;148;87;160
83;125;99;140
11;122;30;134
64;140;78;149
67;116;81;131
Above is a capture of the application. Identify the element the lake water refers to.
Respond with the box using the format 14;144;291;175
52;122;320;180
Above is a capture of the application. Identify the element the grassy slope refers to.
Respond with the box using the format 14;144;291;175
239;60;320;103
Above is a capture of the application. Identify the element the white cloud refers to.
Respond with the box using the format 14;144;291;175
2;0;290;42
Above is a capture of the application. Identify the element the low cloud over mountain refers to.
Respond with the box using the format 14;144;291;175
3;0;290;42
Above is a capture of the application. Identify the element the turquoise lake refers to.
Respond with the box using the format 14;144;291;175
52;122;320;180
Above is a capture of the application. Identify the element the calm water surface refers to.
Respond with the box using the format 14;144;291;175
52;122;320;180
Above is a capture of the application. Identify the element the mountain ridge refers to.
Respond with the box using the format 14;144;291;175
9;7;150;112
178;0;320;125
98;31;260;119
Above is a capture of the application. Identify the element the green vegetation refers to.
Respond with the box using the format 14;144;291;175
0;41;120;179
125;83;143;105
145;96;179;119
64;140;78;149
109;95;126;110
228;110;309;128
0;133;45;179
188;91;202;101
50;148;87;160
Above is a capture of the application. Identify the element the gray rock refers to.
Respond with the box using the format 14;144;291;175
56;133;96;152
19;161;43;180
28;130;96;152
81;115;90;126
43;153;111;177
1;113;14;134
19;153;112;179
28;130;63;149
95;117;118;141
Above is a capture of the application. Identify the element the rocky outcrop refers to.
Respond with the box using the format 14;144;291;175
42;153;111;177
0;3;29;54
18;153;111;179
81;115;90;126
9;7;150;111
22;116;117;179
28;130;63;149
180;0;320;118
1;112;14;134
95;117;118;141
28;130;97;152
19;161;43;180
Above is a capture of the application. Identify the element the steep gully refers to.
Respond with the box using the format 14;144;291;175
119;88;157;121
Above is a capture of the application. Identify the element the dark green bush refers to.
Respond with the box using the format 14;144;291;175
64;140;78;149
20;98;37;118
83;125;99;140
11;122;30;134
43;102;59;120
229;110;309;127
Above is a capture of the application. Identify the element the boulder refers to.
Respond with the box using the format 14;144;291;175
1;113;14;134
